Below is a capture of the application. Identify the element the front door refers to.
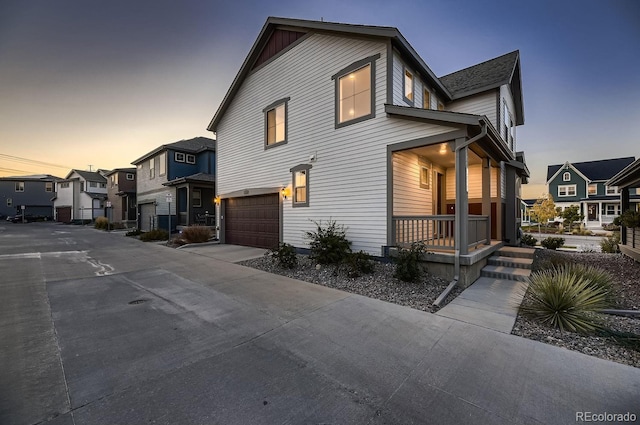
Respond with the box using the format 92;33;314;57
587;204;598;221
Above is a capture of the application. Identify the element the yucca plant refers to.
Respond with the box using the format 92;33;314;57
520;267;611;333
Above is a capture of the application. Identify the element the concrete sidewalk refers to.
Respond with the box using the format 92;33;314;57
436;277;528;333
178;243;268;263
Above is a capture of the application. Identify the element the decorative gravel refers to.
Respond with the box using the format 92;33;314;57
238;254;463;313
512;250;640;368
240;250;640;368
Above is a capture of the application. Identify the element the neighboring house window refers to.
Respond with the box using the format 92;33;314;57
59;182;69;188
186;154;196;164
111;175;117;187
437;101;444;111
423;88;430;109
149;159;155;179
90;182;97;188
403;67;414;104
45;182;53;192
606;204;619;215
100;183;106;188
192;189;201;207
126;173;134;180
264;98;289;148
159;153;166;176
588;184;597;195
7;198;12;207
15;182;24;192
606;186;618;195
290;164;312;207
562;172;570;182
175;152;185;163
332;54;379;128
137;164;142;171
558;185;576;197
80;182;84;191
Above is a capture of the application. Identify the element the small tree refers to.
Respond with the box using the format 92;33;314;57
529;194;557;235
559;205;584;230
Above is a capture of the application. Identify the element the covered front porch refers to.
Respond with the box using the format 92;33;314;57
164;173;216;227
385;115;527;286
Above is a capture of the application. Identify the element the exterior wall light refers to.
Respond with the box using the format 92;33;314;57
214;196;221;205
281;187;291;199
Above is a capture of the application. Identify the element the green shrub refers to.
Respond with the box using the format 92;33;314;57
139;229;169;241
94;216;109;230
541;237;565;250
394;241;428;282
600;232;620;254
344;250;375;278
520;267;612;333
620;209;640;228
571;229;592;236
304;219;352;265
267;243;298;269
180;225;213;243
126;229;142;237
521;233;537;247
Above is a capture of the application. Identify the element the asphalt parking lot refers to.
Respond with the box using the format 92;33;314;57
1;223;638;424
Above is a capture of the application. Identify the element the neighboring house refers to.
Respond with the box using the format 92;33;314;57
131;137;216;232
0;174;59;219
104;168;137;226
207;17;529;285
607;157;640;262
546;157;637;229
520;199;536;225
53;170;108;222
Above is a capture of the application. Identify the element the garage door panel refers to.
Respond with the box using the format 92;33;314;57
225;194;279;249
56;207;71;223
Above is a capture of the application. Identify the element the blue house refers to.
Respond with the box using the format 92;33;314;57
0;174;59;219
546;157;638;229
131;137;216;232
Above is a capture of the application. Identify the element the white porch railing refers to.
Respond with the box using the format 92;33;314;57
392;215;489;251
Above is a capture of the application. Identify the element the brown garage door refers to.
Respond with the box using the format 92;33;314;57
225;194;279;249
56;207;71;223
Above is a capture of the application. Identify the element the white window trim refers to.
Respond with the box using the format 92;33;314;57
606;186;618;195
149;158;155;179
558;184;577;197
186;154;196;164
175;152;185;163
126;173;134;180
159;153;166;176
7;198;12;207
588;184;597;195
45;182;53;192
15;182;24;192
562;172;570;182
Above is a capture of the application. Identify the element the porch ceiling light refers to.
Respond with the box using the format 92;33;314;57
439;143;448;155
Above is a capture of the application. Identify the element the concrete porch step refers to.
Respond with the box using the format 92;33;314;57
487;256;533;269
481;265;531;282
496;246;535;259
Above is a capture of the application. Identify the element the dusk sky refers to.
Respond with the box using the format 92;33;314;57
1;0;638;198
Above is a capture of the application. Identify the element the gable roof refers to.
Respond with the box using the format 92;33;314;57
440;51;523;125
66;170;107;183
208;16;454;132
104;168;136;177
131;137;216;165
547;157;635;183
0;174;60;181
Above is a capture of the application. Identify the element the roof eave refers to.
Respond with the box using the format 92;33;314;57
607;158;640;187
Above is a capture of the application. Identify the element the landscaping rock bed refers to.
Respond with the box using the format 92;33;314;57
512;250;640;368
238;254;463;313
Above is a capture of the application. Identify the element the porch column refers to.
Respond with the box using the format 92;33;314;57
598;201;602;227
455;138;469;255
504;165;518;244
482;157;491;244
621;188;630;244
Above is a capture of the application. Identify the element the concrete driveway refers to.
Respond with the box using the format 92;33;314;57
1;223;639;424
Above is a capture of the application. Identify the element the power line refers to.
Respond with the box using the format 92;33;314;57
0;166;36;174
0;154;75;170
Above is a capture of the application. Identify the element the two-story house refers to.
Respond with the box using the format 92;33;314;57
207;17;528;285
546;157;637;229
607;157;640;262
132;137;216;232
104;168;137;226
0;174;59;219
53;170;108;222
